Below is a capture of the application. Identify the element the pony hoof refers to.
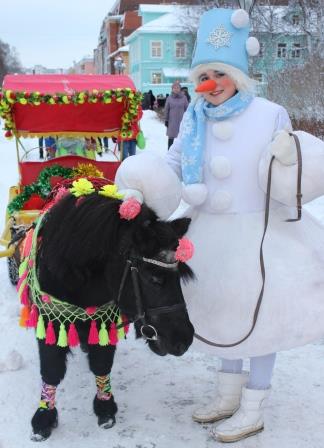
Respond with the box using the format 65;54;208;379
31;407;58;442
30;429;51;442
98;415;116;429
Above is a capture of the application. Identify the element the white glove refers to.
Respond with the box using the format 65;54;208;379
269;130;297;166
115;152;182;219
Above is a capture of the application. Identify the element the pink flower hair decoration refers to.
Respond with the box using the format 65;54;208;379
175;237;194;262
119;197;142;220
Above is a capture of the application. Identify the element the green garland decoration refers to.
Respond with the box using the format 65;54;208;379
8;165;73;215
0;89;143;139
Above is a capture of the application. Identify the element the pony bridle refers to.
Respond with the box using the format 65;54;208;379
116;255;187;341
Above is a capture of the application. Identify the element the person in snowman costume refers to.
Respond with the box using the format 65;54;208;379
115;7;324;443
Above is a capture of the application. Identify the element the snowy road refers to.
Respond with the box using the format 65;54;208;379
0;111;324;448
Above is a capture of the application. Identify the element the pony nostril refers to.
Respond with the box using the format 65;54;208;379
172;342;188;356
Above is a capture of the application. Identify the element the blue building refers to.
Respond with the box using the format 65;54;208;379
126;3;319;98
249;3;319;95
125;5;199;97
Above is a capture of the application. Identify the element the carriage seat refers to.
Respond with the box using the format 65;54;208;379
19;155;121;186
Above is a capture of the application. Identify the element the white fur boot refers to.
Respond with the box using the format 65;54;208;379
192;371;248;423
212;386;270;443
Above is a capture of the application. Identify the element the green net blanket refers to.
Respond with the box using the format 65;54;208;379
17;212;129;348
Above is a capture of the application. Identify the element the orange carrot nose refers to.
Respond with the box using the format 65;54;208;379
195;79;217;93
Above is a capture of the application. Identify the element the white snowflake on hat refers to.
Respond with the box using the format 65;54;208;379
207;25;233;50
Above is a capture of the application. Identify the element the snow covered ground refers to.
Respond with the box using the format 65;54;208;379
0;110;324;448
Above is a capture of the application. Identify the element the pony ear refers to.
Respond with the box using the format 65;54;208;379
170;218;191;238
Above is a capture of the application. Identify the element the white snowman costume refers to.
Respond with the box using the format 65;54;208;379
116;8;324;442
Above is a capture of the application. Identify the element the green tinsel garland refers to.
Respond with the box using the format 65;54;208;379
0;89;143;138
8;165;73;215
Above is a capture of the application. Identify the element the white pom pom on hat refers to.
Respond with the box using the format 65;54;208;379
182;183;208;206
246;37;260;56
231;9;250;29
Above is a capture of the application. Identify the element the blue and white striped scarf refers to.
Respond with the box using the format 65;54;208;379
180;91;254;184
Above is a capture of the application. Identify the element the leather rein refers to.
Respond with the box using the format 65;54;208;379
116;255;186;341
194;133;303;348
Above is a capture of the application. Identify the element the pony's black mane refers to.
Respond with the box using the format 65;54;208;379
37;192;193;307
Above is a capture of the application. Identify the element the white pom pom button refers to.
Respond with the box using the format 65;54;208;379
182;183;208;206
246;37;260;56
231;9;250;29
212;122;234;140
211;190;232;211
210;156;232;179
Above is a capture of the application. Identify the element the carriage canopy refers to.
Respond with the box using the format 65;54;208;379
0;74;142;139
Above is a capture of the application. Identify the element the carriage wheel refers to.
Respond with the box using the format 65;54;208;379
7;249;20;285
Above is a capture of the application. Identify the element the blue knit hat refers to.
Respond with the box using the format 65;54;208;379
191;8;260;74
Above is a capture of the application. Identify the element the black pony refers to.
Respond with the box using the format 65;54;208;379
28;186;194;441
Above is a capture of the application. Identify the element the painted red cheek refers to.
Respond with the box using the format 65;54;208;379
222;78;234;87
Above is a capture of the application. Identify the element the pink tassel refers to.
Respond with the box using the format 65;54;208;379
45;321;56;345
109;323;118;345
122;315;130;334
20;286;30;306
88;321;99;345
27;305;39;328
68;323;80;347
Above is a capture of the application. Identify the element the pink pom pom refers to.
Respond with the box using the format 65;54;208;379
68;323;80;347
45;321;56;345
54;187;69;203
41;294;51;303
175;237;194;262
85;306;97;315
119;198;141;220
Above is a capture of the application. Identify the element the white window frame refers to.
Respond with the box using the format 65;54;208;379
277;43;287;58
151;71;162;84
150;41;163;59
175;41;186;59
291;43;301;58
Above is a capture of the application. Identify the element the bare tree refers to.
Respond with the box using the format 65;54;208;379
0;40;22;85
267;52;324;136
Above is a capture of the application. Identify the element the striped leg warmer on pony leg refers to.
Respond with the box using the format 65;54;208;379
96;374;112;401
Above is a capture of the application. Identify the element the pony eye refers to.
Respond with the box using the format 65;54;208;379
151;275;165;286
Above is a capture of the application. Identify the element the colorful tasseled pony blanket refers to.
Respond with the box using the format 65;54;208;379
17;213;129;348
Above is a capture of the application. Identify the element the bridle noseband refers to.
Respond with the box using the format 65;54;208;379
116;255;187;341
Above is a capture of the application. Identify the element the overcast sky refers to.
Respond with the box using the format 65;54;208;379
1;0;116;69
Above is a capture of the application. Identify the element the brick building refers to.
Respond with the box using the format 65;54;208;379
94;0;198;74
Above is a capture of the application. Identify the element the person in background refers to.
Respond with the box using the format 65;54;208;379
38;137;44;159
98;137;110;153
56;137;86;158
181;86;191;103
148;90;156;110
164;81;188;149
141;92;150;110
44;136;57;160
